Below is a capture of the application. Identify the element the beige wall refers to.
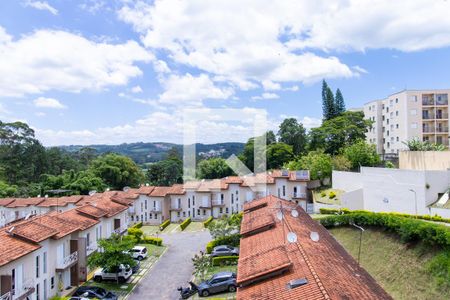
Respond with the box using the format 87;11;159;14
399;151;450;170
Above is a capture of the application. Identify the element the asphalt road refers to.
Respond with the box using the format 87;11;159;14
128;229;211;300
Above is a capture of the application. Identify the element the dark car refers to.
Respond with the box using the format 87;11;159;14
198;272;237;297
72;286;118;300
132;260;140;274
210;245;239;257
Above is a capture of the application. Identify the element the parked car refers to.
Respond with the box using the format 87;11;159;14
93;264;132;283
132;260;140;274
211;245;239;257
198;272;237;297
128;245;148;260
72;286;118;300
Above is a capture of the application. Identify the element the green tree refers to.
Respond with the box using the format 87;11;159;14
343;140;381;170
64;170;105;194
332;155;352;171
197;158;234;179
286;151;332;180
89;153;144;189
0;181;18;197
308;111;371;154
334;88;345;115
147;158;183;186
277;118;307;155
266;143;294;169
402;138;447;151
322;80;336;120
192;251;211;281
265;130;277;145
87;234;136;272
238;135;266;172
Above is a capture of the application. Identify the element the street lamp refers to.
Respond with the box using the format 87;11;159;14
408;189;417;218
350;221;365;265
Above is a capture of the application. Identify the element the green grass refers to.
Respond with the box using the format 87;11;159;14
141;225;161;235
138;243;166;257
192;265;237;299
164;223;181;233
329;227;450;300
313;188;343;205
184;221;205;232
310;214;330;220
83;280;135;292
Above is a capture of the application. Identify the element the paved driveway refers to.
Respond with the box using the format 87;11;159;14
128;229;211;300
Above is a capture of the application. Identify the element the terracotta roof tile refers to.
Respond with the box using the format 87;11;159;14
37;213;81;239
11;221;58;243
6;197;45;208
167;184;185;195
0;198;15;207
0;229;40;267
237;195;392;300
136;186;156;195
150;186;172;197
223;176;244;184
240;209;275;237
58;209;99;230
76;204;108;218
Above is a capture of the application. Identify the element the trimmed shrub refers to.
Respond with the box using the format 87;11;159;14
206;234;241;254
142;236;163;246
328;191;336;199
131;222;143;229
320;191;327;197
212;255;239;266
180;217;191;231
160;219;170;231
203;216;213;228
127;228;144;242
319;212;450;248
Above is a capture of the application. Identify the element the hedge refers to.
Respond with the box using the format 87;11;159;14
160;219;170;231
206;234;241;254
319;208;450;224
180;217;191;231
131;222;143;229
203;216;213;228
319;212;450;248
212;255;239;266
127;227;144;242
142;236;163;246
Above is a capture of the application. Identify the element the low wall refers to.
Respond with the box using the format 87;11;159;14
341;189;364;210
332;171;363;192
399;151;450;170
312;202;342;214
429;207;450;219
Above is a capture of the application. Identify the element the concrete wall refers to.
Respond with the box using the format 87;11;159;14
341;189;365;210
332;171;363;192
430;207;450;218
399;151;450;170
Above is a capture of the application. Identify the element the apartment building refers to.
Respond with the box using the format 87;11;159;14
364;89;450;154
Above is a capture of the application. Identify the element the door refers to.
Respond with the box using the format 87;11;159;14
43;279;47;300
0;275;12;296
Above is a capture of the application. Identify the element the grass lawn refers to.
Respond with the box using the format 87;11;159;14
192;265;237;300
139;243;167;257
184;221;205;232
310;214;330;220
164;223;181;233
329;227;450;300
141;225;161;235
313;188;343;205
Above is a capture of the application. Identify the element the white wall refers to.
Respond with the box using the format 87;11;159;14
332;171;363;192
341;189;364;210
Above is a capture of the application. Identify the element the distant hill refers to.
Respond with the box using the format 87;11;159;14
59;142;245;165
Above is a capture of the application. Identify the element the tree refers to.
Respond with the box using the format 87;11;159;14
208;219;239;239
308;111;371;154
402;138;447;151
0;181;18;197
89;153;144;189
332;155;351;171
147;159;183;186
238;135;266;172
322;80;336;120
192;251;211;281
343;140;381;170
87;234;136;273
286;151;332;180
197;158;234;179
277;118;307;155
265;131;277;145
266;143;294;169
64;171;105;194
334;88;346;115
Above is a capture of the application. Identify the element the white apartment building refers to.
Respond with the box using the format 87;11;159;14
364;89;450;154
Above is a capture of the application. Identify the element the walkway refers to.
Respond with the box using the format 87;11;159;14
127;228;211;300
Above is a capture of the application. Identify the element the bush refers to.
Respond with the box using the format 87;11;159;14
160;219;170;231
427;251;450;288
131;222;143;229
180;217;191;231
127;228;144;242
142;236;163;246
320;191;327;197
212;256;239;266
203;216;213;228
206;234;241;254
328;191;336;199
319;212;450;248
319;208;351;215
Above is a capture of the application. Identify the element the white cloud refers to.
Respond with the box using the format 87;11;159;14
33;97;67;109
285;85;299;92
79;0;107;14
131;85;143;93
252;93;279;100
352;66;368;74
156;73;234;106
24;1;58;15
0;27;153;97
262;80;281;91
35;112;46;117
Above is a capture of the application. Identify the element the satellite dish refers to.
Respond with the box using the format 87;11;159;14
24;213;31;220
310;231;320;242
106;188;110;192
276;211;283;221
89;190;97;196
123;186;130;192
287;232;297;243
291;209;299;218
7;227;15;234
44;194;48;198
145;183;149;187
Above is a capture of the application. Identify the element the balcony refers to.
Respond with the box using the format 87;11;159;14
436;127;449;133
56;251;78;271
128;206;135;214
199;201;212;209
113;225;128;235
436;113;449;120
86;244;97;256
212;200;225;206
293;192;307;199
422;127;435;133
150;207;162;213
170;204;182;211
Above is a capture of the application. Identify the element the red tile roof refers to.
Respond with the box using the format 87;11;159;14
0;229;40;267
240;208;275;237
58;209;99;230
11;221;59;243
136;186;156;195
76;204;108;218
37;196;83;207
167;184;185;195
0;198;15;207
237;195;392;300
150;186;172;197
5;197;45;208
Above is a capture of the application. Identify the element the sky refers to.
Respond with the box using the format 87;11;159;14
1;0;450;146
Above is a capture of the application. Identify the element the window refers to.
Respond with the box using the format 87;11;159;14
236;190;238;195
386;107;389;112
282;185;286;197
141;203;143;211
153;201;156;208
136;216;139;221
396;124;399;129
183;212;186;217
387;142;390;148
145;213;148;222
43;252;47;274
188;198;190;208
193;196;195;206
131;215;134;222
220;194;224;200
395;98;398;103
410;95;417;102
203;210;206;216
51;277;55;289
231;194;234;204
197;209;200;215
36;283;40;300
36;255;39;278
396;111;399;116
149;213;152;219
396;137;399;142
219;207;223;213
177;212;180;217
145;200;147;210
387;130;389;136
188;211;191;217
155;214;158;219
226;208;229;214
86;233;90;247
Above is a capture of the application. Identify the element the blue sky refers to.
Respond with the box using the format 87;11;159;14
1;0;450;146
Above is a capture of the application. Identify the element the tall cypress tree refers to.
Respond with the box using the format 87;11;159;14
335;88;345;115
322;80;334;120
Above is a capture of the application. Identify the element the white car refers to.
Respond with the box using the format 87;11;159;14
129;246;148;261
93;264;132;283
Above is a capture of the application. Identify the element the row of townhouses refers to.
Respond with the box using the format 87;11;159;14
0;170;310;300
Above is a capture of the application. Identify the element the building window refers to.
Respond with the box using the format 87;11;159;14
395;98;398;103
150;213;152;219
226;208;229;214
145;213;148;222
145;200;147;210
231;194;234;204
188;211;191;217
131;215;134;222
220;194;224;200
51;277;55;289
136;216;139;221
36;284;40;300
193;196;195;206
177;212;180;217
282;186;286;197
396;111;399;116
396;124;399;129
141;214;143;221
141;203;143;211
220;207;223;213
236;190;238;195
183;212;186;217
197;209;200;216
43;252;47;274
36;255;39;278
203;210;206;215
396;137;399;142
188;198;190;208
155;214;158;219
